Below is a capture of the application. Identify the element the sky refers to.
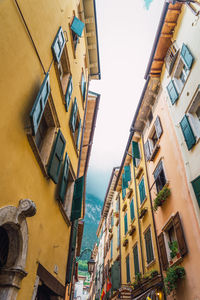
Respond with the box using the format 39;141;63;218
86;0;164;200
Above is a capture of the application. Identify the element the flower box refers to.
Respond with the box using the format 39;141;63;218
153;186;171;211
139;207;147;219
128;226;136;236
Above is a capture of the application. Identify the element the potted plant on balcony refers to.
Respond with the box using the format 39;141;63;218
139;207;148;219
164;266;185;295
169;240;179;261
132;273;142;289
153;186;171;211
109;228;112;233
122;238;128;247
150;269;159;278
128;225;136;236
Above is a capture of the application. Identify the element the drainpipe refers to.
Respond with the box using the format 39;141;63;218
118;192;122;287
132;156;145;276
141;134;166;300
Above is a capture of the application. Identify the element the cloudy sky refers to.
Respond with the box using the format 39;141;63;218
86;0;164;200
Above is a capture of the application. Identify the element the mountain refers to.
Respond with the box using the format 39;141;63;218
80;193;103;261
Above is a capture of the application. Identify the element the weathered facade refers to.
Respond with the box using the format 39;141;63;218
0;0;100;299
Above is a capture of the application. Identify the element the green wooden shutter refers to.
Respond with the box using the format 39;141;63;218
51;26;65;63
192;175;200;208
145;228;154;264
66;220;78;283
124;165;131;182
71;16;85;37
124;213;128;235
30;73;50;135
133;245;140;275
130;199;135;221
48;130;66;184
181;43;194;70
180;115;196;150
65;76;73;112
122;188;126;200
71;176;84;221
58;153;69;203
139;177;146;204
111;261;120;290
126;255;130;283
122;173;128;189
154;116;163;139
70;98;78;132
132;141;140;159
167;80;179;105
76;119;82;149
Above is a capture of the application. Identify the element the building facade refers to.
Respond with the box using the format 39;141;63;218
0;0;100;299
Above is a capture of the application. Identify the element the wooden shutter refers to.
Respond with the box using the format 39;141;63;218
180;115;196;150
66;220;78;283
154;116;163;139
124;213;128;235
126;255;130;283
144;140;151;161
76;119;82;149
145;228;154;264
70;98;78;132
130;200;135;221
71;176;84;221
65;76;73;111
122;173;128;189
173;212;188;257
51;27;65;63
139;178;146;204
132;141;140;159
81;73;85;97
124;165;131;182
58;153;69;203
30;73;50;135
48;130;66;184
122;188;126;200
71;16;85;37
192;176;200;208
111;261;120;290
158;232;168;271
167;80;179;105
133;245;140;275
117;226;120;247
180;43;194;70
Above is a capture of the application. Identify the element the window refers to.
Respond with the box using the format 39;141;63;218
122;173;128;199
52;27;72;110
165;41;179;75
180;115;196;150
126;255;130;283
80;71;86;102
144;116;162;161
158;212;188;271
186;85;200;141
130;199;135;221
153;161;166;193
124;213;128;235
139;177;146;204
191;175;200;208
124;165;131;183
70;98;82;150
0;227;9;268
70;16;85;53
133;244;140;276
27;73;60;176
132;141;141;167
167;43;194;104
144;227;154;264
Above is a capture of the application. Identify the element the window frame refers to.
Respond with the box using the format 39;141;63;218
153;160;167;193
144;226;154;265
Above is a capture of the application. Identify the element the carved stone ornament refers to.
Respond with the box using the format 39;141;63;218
0;199;36;300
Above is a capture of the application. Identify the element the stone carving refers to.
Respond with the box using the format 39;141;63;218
17;199;36;220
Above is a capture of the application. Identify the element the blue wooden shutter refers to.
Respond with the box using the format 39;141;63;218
122;173;128;189
133;245;140;275
52;27;65;63
58;153;69;203
71;176;84;221
132;141;140;159
130;199;135;221
65;76;73;111
154;116;163;139
126;255;130;283
30;73;50;135
124;213;128;235
70;98;78;132
124;165;131;182
192;176;200;208
145;228;154;264
181;43;194;70
139;177;146;204
167;80;179;105
48;130;66;184
144;140;151;161
180;115;196;150
71;17;85;37
76;119;82;149
111;261;120;290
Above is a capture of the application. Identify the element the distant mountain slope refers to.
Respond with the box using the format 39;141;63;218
80;193;102;260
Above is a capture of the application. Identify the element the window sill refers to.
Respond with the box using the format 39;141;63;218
146;259;156;269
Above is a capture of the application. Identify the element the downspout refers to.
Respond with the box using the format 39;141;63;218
141;134;166;300
132;156;145;275
118;192;122;288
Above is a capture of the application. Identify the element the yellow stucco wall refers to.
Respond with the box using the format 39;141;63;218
0;0;88;299
120;138;160;285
